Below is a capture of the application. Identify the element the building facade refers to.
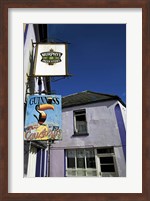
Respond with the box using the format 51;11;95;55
50;91;126;177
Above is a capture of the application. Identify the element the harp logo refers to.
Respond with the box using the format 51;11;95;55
40;48;63;65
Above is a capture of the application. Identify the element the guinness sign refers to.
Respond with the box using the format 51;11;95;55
24;95;62;141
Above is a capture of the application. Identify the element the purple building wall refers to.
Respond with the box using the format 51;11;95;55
50;100;126;177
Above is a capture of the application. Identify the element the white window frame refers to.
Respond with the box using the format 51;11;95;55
73;109;87;134
96;148;118;177
65;149;97;177
65;147;118;177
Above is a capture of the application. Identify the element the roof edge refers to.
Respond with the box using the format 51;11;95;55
62;90;126;107
63;97;126;109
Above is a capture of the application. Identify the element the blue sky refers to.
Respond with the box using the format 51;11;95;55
48;24;126;103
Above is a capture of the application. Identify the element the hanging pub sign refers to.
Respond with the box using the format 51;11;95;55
24;95;62;141
33;43;68;76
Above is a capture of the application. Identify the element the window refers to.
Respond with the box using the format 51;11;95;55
100;157;115;172
97;147;114;154
74;110;87;134
97;147;117;177
66;149;97;177
65;147;118;177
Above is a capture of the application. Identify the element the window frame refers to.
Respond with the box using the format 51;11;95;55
65;148;97;177
73;109;88;135
65;147;118;177
96;148;118;177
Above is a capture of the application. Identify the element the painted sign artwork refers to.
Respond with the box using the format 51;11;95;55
24;95;62;141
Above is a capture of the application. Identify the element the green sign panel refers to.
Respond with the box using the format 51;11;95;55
40;48;62;65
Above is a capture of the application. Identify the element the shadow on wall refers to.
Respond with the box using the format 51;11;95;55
26;49;35;94
115;104;126;161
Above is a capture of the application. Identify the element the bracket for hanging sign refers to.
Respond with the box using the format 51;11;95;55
32;40;70;46
26;91;52;95
26;73;73;78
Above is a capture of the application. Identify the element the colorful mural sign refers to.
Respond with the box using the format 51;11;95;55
24;95;62;141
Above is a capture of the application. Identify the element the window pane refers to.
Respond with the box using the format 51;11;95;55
77;170;86;176
77;158;85;168
67;150;76;158
77;149;85;158
100;157;114;164
86;170;97;176
101;165;115;172
97;148;114;154
67;158;75;168
67;170;76;176
86;149;95;157
76;115;86;121
76;121;87;133
86;157;96;168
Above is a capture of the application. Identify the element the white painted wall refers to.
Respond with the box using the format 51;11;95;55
24;24;36;100
24;24;46;101
114;147;126;177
